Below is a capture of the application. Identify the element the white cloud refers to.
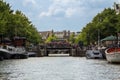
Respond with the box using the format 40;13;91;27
39;6;65;17
23;0;37;7
65;8;77;18
39;0;81;18
117;0;120;3
39;0;116;19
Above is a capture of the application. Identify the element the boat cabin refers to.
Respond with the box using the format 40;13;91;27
13;37;26;47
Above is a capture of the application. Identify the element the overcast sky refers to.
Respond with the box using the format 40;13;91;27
5;0;119;32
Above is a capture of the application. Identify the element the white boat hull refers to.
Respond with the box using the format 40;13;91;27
86;50;103;59
106;53;120;63
0;46;28;59
105;47;120;63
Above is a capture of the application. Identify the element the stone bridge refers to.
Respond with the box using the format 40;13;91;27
34;44;85;57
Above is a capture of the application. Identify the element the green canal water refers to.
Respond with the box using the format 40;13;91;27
0;57;120;80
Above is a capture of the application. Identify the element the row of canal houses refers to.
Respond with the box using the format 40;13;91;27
39;30;80;42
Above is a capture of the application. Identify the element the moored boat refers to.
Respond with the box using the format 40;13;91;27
0;45;28;59
105;47;120;63
0;48;11;59
86;49;103;59
10;46;28;59
0;36;28;60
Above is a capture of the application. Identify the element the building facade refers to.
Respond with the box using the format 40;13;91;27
114;2;120;14
39;30;76;42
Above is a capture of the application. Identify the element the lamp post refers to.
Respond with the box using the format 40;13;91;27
116;32;119;47
98;17;102;48
118;33;120;47
98;29;100;47
87;32;90;47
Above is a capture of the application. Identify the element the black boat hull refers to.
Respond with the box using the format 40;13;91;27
0;51;11;59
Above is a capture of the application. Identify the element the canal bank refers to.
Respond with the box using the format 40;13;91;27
0;57;120;80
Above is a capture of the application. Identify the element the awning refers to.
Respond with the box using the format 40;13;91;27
101;35;120;41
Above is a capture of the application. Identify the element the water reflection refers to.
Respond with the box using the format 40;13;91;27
0;57;120;80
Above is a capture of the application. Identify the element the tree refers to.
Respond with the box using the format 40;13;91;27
45;34;57;43
0;0;12;35
69;33;75;44
0;0;42;44
76;8;119;46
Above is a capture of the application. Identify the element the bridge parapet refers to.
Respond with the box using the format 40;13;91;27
35;42;85;57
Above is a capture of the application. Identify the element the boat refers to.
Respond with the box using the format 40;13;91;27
105;47;120;63
10;46;28;59
0;36;29;60
0;45;28;59
86;49;103;59
0;46;11;59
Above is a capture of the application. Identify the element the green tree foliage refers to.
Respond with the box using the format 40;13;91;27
69;33;75;44
45;34;57;43
77;8;120;45
0;0;41;44
0;0;12;35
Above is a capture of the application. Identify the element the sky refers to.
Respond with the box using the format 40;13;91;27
5;0;120;32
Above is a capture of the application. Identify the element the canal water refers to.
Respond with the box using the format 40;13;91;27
0;57;120;80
